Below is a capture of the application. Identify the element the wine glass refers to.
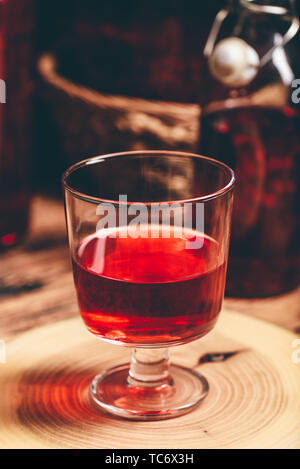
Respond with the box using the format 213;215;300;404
63;150;235;420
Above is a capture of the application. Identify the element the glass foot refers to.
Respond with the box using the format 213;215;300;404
90;363;209;420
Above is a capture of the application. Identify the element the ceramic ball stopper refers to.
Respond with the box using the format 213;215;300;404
208;37;260;87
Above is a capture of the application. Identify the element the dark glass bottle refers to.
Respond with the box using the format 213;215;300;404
0;0;34;249
198;0;300;297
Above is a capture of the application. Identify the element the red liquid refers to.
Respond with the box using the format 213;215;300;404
72;226;226;346
200;106;300;297
0;0;33;249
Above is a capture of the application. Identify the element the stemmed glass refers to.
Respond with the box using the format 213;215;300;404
63;150;235;420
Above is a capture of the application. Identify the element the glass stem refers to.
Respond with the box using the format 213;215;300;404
127;348;171;388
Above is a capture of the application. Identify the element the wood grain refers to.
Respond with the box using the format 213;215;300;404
0;311;299;449
0;196;299;449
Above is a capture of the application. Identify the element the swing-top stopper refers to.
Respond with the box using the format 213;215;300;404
208;37;260;87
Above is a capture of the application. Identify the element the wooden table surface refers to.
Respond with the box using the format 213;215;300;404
0;195;299;449
0;196;299;341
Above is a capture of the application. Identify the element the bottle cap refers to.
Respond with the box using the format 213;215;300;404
208;37;260;87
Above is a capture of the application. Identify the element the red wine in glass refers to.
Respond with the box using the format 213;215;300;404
72;225;226;346
63;150;234;419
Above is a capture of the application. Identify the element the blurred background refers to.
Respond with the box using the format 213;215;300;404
0;0;300;301
34;0;228;191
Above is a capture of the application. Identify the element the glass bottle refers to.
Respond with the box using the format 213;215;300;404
0;0;34;249
198;0;300;297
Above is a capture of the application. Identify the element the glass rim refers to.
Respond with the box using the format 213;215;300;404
62;150;235;205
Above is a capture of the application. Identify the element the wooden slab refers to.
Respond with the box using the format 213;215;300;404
0;310;299;449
